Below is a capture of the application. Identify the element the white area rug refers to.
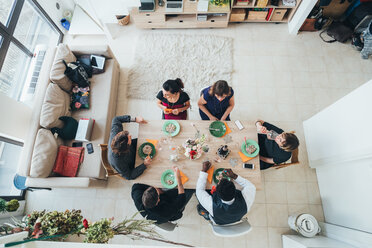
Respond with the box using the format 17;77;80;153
127;34;233;100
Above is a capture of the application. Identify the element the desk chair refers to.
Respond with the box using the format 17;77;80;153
209;218;252;237
155;222;178;232
99;144;126;180
273;147;300;170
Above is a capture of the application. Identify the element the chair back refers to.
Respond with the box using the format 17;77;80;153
210;218;252;237
155;222;178;232
99;144;120;177
274;147;300;170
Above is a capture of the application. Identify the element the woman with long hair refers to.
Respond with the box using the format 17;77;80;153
156;78;190;120
197;80;235;121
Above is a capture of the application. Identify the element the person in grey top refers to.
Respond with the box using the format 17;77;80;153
108;115;152;180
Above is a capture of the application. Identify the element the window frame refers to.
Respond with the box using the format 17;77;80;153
0;0;63;71
0;0;63;200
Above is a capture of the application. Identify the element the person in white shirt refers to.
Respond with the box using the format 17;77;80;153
196;161;256;225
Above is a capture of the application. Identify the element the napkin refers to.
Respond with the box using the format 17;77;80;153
238;151;254;162
146;139;158;147
179;170;189;185
222;122;232;137
207;166;214;184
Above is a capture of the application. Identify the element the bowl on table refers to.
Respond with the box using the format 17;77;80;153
138;142;156;159
161;169;178;189
209;121;226;137
162;120;180;137
241;139;260;158
213;168;231;184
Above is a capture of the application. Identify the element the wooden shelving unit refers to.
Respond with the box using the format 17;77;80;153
131;1;230;29
130;0;301;29
229;0;301;23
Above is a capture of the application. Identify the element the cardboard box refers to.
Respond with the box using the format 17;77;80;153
247;10;268;20
270;9;287;21
230;9;246;22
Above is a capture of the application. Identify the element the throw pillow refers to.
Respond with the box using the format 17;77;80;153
30;129;59;178
50;44;76;92
40;83;71;129
71;85;90;110
51;116;78;140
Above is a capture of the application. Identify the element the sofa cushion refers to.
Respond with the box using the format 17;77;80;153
30;129;60;178
50;44;76;92
40;83;71;129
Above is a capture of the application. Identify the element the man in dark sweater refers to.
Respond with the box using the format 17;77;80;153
196;161;256;225
108;115;151;180
131;167;195;224
255;120;299;170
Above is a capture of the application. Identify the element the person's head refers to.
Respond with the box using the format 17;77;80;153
162;78;184;99
142;187;160;209
275;132;299;152
209;80;231;101
111;131;132;155
216;178;236;201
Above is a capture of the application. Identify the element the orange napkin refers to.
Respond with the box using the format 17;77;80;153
207;166;214;184
179;170;189;185
222;122;232;137
146;139;158;147
238;151;254;162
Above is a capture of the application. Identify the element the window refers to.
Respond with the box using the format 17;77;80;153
0;0;62;106
0;137;23;197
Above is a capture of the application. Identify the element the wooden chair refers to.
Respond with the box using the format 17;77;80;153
99;144;126;180
273;147;300;170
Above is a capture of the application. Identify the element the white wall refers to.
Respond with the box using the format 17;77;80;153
303;80;372;234
0;93;32;141
36;0;75;33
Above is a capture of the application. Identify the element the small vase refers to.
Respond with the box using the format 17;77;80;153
60;18;70;30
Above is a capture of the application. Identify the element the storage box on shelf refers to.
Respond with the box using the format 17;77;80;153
270;8;287;21
230;8;246;21
247;10;268;20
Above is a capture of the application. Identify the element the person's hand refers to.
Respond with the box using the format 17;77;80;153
172;109;179;115
144;156;152;166
202;161;211;172
209;115;218;121
164;108;172;114
173;166;182;182
135;116;147;124
260;126;268;134
223;169;238;180
220;116;226;121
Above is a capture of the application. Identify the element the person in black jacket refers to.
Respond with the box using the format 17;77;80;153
108;115;151;180
255;120;299;170
131;166;195;224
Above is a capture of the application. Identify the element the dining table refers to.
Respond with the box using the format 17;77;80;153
133;120;262;190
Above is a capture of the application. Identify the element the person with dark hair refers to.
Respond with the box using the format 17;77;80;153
255;120;300;170
156;78;190;120
108;115;151;180
131;166;195;224
197;80;235;121
196;162;256;225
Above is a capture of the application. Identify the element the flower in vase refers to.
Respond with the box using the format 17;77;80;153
192;146;197;151
186;147;191;153
190;150;197;159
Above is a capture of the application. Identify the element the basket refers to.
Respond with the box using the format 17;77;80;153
256;0;269;7
247;10;268;20
116;15;130;25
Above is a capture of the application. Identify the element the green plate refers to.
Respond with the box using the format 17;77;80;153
162;120;180;137
241;139;260;158
209;121;227;137
213;168;231;184
161;169;178;189
138;142;156;159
